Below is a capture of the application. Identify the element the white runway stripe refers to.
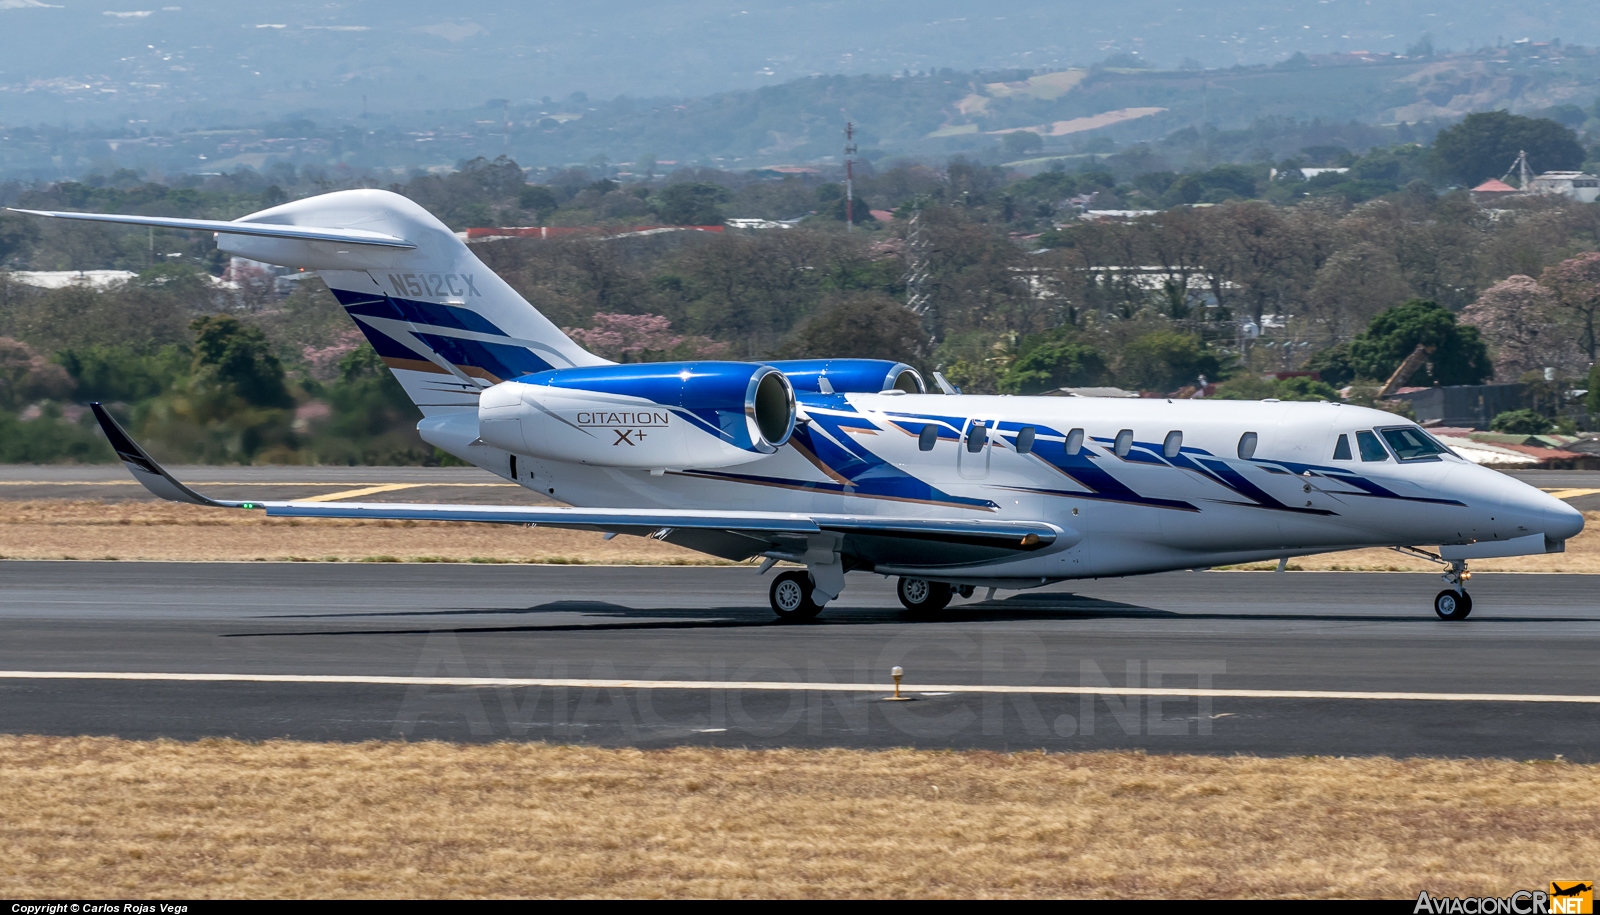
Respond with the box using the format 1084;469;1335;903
2;670;1599;704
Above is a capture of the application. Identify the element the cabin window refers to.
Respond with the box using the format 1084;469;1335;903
1064;428;1084;455
1113;429;1133;457
966;421;988;453
1015;426;1036;455
1163;430;1183;458
1237;432;1258;460
1380;426;1448;462
1356;429;1389;462
1332;434;1352;461
918;424;938;452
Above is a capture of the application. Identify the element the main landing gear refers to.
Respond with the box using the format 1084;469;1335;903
1434;558;1472;621
897;577;952;615
769;570;823;622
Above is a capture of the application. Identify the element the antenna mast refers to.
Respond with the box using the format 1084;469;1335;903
844;121;857;231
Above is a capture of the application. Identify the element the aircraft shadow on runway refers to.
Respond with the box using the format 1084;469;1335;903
223;593;1600;638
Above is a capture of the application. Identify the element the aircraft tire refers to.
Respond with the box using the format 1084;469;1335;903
1434;589;1472;621
770;570;823;622
897;577;953;615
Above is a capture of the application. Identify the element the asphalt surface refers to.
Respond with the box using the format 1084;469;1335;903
0;464;559;505
2;562;1598;759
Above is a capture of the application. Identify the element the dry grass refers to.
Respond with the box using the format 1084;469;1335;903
0;737;1596;898
0;499;722;565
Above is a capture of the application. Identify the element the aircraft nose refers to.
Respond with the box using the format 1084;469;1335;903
1542;497;1585;542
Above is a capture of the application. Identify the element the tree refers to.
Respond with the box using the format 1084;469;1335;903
654;183;732;225
1000;331;1107;394
1001;131;1044;158
189;315;293;408
1429;111;1585;186
566;313;727;363
1588;364;1600;416
777;292;927;365
1346;300;1492;386
1490;409;1553;435
1117;330;1224;393
1303;342;1355;387
1458;275;1585;381
0;337;73;411
1540;252;1600;362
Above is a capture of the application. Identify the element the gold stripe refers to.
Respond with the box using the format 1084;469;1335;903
296;483;425;502
1543;488;1600;500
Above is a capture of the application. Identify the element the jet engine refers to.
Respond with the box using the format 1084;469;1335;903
478;362;796;469
768;359;925;394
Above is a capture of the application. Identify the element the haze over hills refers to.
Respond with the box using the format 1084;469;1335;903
2;0;1599;127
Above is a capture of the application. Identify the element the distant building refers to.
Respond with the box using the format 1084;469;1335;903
7;270;137;290
1299;167;1349;179
1529;171;1600;204
1385;383;1526;428
1470;178;1520;202
1079;209;1160;221
1040;386;1140;398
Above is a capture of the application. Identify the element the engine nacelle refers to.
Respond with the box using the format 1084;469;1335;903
478;362;796;470
768;359;925;395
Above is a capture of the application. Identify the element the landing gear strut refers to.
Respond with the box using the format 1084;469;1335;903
769;570;823;622
1435;559;1472;621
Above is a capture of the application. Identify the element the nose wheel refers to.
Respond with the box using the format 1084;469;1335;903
769;570;823;622
1434;589;1472;620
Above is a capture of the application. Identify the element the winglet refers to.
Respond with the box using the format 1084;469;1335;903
90;403;249;508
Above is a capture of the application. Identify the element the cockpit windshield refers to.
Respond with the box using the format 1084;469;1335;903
1379;426;1450;462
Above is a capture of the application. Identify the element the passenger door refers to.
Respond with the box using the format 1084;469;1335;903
957;417;993;480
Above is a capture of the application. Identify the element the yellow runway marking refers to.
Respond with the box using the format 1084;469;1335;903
4;670;1600;704
1543;488;1600;500
296;483;425;502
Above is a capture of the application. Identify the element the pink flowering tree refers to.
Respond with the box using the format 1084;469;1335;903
301;327;366;383
1540;252;1600;363
1459;275;1584;381
0;337;74;412
567;313;729;363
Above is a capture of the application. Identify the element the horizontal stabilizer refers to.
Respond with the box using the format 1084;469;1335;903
6;208;415;249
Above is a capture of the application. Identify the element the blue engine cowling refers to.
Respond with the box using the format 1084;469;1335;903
768;359;925;395
478;361;797;469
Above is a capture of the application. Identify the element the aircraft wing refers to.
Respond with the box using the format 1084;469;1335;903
90;404;1062;564
5;208;415;249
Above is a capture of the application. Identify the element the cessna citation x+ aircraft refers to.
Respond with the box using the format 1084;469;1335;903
14;190;1583;621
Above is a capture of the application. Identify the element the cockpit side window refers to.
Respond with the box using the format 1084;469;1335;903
1355;430;1389;462
1332;434;1352;461
1379;426;1449;462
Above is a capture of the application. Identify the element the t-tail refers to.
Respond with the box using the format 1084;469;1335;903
9;189;607;414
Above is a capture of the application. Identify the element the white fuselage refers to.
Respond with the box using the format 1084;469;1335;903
424;392;1584;583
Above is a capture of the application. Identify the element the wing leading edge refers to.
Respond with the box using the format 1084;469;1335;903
89;404;1064;565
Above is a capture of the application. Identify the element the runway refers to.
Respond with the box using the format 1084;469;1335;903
1;562;1598;759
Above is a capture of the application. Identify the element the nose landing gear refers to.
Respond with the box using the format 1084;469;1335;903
1434;559;1472;620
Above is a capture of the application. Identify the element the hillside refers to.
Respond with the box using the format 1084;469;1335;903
1;44;1597;181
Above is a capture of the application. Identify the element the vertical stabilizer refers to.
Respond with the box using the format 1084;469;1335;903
216;189;606;414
